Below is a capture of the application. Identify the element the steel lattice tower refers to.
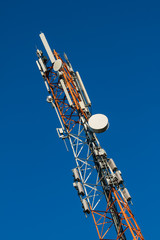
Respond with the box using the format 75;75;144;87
36;33;144;240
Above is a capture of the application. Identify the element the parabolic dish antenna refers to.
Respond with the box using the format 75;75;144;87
53;59;62;71
88;114;109;133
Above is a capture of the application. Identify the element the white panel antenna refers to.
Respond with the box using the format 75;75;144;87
60;79;73;106
76;71;91;106
39;33;56;64
38;58;47;72
36;60;45;77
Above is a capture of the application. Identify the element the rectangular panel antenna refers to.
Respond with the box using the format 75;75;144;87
39;58;47;72
76;71;91;106
39;33;56;64
60;79;73;106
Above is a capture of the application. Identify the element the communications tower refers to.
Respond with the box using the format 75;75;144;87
36;33;144;240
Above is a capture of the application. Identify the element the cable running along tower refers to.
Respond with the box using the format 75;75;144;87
36;33;144;240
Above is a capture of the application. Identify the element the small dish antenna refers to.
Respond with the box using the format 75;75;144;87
53;59;62;71
88;114;109;133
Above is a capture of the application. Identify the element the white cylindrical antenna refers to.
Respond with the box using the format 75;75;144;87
39;58;47;72
36;60;45;77
39;33;56;64
108;159;117;172
60;79;73;107
73;182;78;189
122;188;131;202
72;168;80;181
36;60;42;72
115;171;123;185
76;71;91;106
77;182;85;196
82;199;90;214
44;80;50;93
36;60;41;71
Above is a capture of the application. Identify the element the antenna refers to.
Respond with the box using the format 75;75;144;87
36;33;144;240
39;33;56;64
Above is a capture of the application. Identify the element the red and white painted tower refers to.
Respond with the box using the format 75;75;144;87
36;33;144;240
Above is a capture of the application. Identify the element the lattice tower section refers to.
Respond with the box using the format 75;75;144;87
36;33;144;240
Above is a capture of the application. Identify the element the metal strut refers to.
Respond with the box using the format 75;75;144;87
36;33;144;240
81;117;126;240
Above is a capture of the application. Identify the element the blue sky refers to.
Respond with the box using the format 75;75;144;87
0;0;160;239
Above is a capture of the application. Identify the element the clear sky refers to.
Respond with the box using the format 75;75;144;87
0;0;160;239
